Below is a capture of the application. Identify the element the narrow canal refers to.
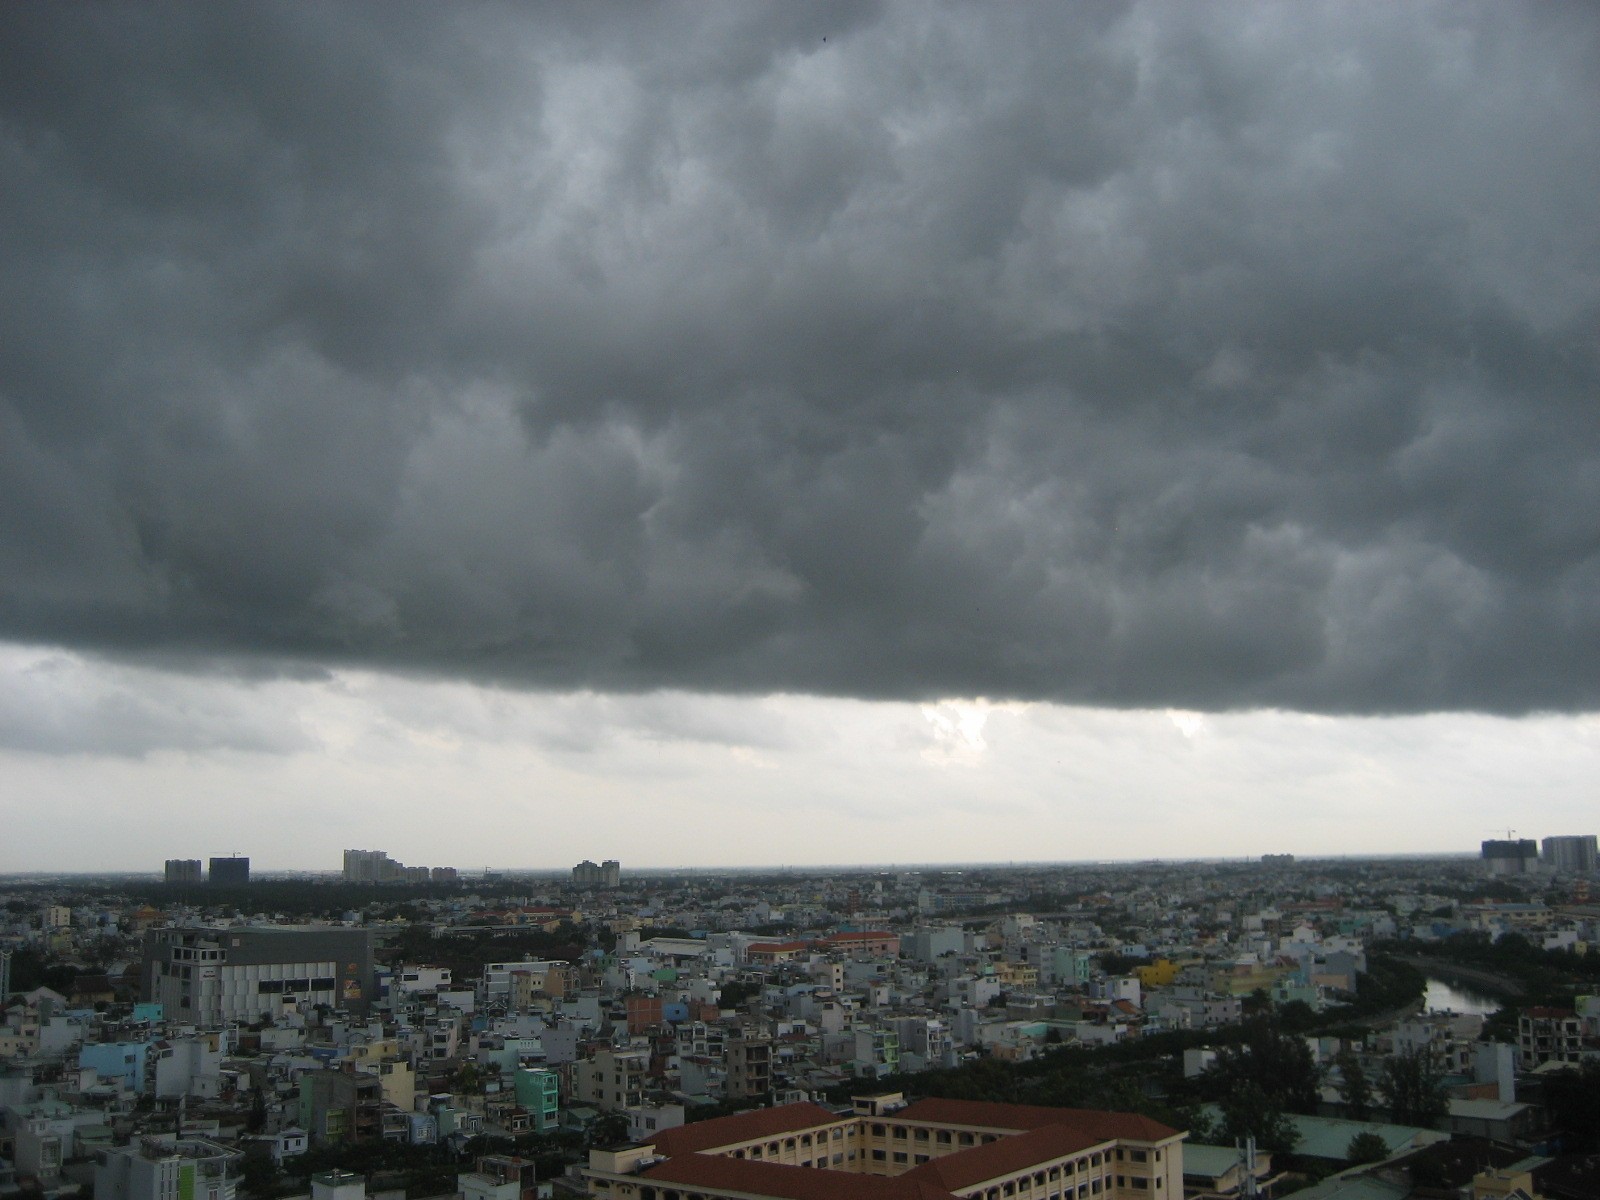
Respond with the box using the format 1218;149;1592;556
1422;976;1504;1016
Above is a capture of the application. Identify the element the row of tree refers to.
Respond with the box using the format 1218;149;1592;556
1194;1018;1447;1155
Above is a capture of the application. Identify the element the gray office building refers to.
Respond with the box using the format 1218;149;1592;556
141;926;375;1022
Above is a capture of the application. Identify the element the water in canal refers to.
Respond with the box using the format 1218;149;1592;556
1423;976;1503;1016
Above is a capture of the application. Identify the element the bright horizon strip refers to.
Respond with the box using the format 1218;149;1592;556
1;644;1595;874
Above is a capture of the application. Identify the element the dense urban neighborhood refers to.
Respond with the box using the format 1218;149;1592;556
3;848;1599;1200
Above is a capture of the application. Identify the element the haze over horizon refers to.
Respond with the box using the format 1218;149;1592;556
3;3;1598;872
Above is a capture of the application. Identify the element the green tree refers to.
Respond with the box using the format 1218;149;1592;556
589;1111;631;1147
452;1061;486;1095
1345;1132;1390;1164
1378;1049;1447;1127
1333;1048;1372;1122
1541;1061;1600;1152
1206;1019;1322;1115
238;1155;284;1199
717;979;762;1009
245;1089;268;1135
1217;1081;1300;1157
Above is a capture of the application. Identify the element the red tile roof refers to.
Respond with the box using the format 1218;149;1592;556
649;1102;844;1157
895;1098;1181;1143
645;1155;958;1200
903;1124;1106;1192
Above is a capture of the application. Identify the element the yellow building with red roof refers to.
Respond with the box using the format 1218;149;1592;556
585;1093;1184;1200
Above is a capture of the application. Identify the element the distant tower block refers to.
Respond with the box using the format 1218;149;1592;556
209;856;251;885
1541;835;1598;875
573;859;621;887
164;859;203;883
1480;839;1538;876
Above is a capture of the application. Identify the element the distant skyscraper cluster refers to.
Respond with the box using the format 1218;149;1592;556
1480;835;1597;876
342;848;457;883
572;859;620;887
162;857;248;884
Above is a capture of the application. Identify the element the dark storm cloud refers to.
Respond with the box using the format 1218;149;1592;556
2;1;1598;714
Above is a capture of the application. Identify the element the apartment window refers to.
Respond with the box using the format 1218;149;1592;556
937;1131;951;1144
1131;1151;1148;1164
872;1150;886;1161
893;1126;907;1139
892;1152;907;1164
1131;1179;1149;1190
914;1129;929;1142
960;1133;976;1146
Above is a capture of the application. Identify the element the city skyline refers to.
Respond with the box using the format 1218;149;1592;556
3;5;1598;871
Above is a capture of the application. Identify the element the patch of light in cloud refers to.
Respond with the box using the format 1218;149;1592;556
920;700;991;765
1167;709;1208;740
920;699;1033;766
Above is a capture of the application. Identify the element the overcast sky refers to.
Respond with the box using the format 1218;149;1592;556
3;3;1597;872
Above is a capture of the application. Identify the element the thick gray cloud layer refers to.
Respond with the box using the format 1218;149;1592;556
3;2;1598;713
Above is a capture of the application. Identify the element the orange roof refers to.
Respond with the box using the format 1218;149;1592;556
895;1098;1180;1143
649;1102;843;1157
825;931;898;941
904;1123;1106;1191
748;941;810;953
645;1155;958;1200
